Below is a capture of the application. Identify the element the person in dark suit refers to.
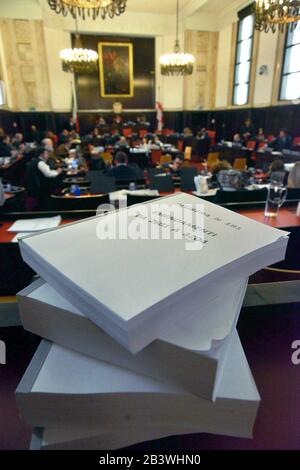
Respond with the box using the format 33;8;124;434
107;151;137;180
270;129;293;151
0;135;12;156
240;118;255;142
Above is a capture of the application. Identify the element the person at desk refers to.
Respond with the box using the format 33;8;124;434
233;133;243;145
240;118;255;142
165;155;184;176
95;115;106;127
37;148;63;179
67;116;77;132
107;151;137;180
270;129;293;151
11;133;24;151
29;125;40;143
0;135;12;156
269;159;288;185
140;137;151;153
151;135;163;148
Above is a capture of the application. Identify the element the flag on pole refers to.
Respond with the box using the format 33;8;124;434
71;80;80;133
156;101;164;132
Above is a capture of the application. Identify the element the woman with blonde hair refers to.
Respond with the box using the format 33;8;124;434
288;162;300;188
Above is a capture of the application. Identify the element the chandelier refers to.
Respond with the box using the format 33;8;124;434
159;0;195;76
255;0;300;33
60;16;98;73
48;0;127;20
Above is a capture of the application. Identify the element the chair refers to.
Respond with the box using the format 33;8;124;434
160;154;172;166
150;174;174;193
207;152;220;171
151;149;162;165
139;129;148;139
101;152;113;166
122;128;132;138
233;158;247;171
247;140;256;150
207;130;216;146
177;140;184;152
180;167;198;192
293;137;300;147
184;146;192;161
163;129;174;136
86;171;116;194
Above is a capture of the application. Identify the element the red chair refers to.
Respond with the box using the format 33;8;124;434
247;140;256;150
293;137;300;147
139;129;148;139
163;128;174;136
122;128;132;138
207;130;216;146
151;149;162;165
177;140;184;152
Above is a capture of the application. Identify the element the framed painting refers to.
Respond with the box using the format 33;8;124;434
98;42;134;98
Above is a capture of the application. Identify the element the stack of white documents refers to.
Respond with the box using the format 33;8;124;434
16;193;289;449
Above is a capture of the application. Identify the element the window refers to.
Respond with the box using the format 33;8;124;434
280;24;300;101
233;13;254;106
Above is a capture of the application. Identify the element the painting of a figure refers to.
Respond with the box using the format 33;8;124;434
98;42;134;98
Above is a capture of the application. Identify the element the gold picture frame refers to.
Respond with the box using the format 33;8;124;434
98;42;134;98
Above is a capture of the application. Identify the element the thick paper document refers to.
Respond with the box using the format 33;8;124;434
8;216;62;233
16;332;260;439
18;277;248;400
19;193;289;352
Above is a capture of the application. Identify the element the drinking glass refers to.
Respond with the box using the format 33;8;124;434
264;183;287;218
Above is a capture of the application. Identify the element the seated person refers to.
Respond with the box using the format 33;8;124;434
240;118;255;142
116;136;129;148
140;137;151;153
210;161;232;187
59;129;70;144
197;128;210;142
166;155;184;176
151;135;163;148
233;133;243;145
37;147;63;179
95;115;106;127
29;125;40;143
269;159;287;184
11;132;24;151
270;128;293;151
56;139;70;160
256;128;266;143
91;128;106;147
0;135;12;156
288;162;300;188
107;151;137;180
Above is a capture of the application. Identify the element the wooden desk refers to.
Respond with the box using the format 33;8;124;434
238;207;300;229
0;219;75;243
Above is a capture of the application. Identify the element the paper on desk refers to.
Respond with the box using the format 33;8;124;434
8;216;62;233
12;232;36;243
